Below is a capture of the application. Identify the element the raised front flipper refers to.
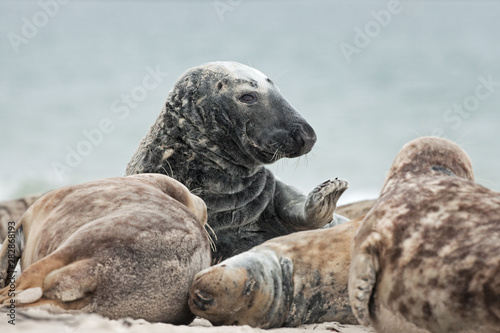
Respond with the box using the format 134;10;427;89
305;178;349;227
274;178;349;231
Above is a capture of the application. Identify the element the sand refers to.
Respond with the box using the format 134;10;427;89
0;306;374;333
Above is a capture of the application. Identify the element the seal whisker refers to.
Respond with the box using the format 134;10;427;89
189;187;203;196
294;156;302;169
408;128;422;138
474;176;495;185
272;145;282;162
205;223;217;241
159;165;172;178
164;160;175;178
204;223;217;252
454;129;475;146
273;69;291;83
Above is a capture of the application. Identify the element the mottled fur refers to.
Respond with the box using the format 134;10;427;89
188;218;362;328
0;174;211;324
349;137;500;333
0;194;41;241
126;61;348;261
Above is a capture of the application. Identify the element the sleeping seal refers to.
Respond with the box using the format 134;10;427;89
126;61;349;261
349;136;500;333
0;174;211;324
188;218;361;328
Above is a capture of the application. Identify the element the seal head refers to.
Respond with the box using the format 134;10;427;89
189;249;292;328
349;136;500;333
127;61;316;175
126;62;348;261
381;136;474;192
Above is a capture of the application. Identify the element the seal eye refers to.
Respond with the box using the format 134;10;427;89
216;82;223;91
431;165;456;177
239;93;257;104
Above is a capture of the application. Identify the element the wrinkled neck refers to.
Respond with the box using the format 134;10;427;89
157;106;266;196
126;99;274;220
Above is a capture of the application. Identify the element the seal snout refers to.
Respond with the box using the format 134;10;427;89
189;272;218;313
279;122;316;159
189;266;231;314
188;264;256;322
291;122;316;157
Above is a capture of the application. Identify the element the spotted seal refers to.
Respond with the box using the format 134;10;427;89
0;194;41;241
349;136;500;333
188;217;361;328
0;174;211;324
126;61;349;262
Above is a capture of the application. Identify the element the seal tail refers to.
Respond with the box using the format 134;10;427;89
0;194;42;243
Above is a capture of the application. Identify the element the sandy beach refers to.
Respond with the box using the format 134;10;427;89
1;307;374;333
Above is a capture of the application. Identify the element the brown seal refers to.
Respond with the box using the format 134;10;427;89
188;217;362;328
0;174;211;324
349;136;500;333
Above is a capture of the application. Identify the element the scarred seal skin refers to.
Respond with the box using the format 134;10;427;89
349;136;500;333
126;61;349;262
0;174;211;324
188;218;361;328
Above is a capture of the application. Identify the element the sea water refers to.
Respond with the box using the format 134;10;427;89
1;1;499;204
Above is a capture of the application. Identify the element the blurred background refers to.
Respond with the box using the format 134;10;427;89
1;0;499;205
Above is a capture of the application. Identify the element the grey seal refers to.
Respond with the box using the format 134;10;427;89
126;61;349;262
188;217;362;328
349;136;500;333
0;174;211;324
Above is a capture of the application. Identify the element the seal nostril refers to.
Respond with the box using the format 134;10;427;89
298;124;316;153
291;126;314;153
297;131;306;148
192;297;205;311
192;290;215;311
196;290;215;303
